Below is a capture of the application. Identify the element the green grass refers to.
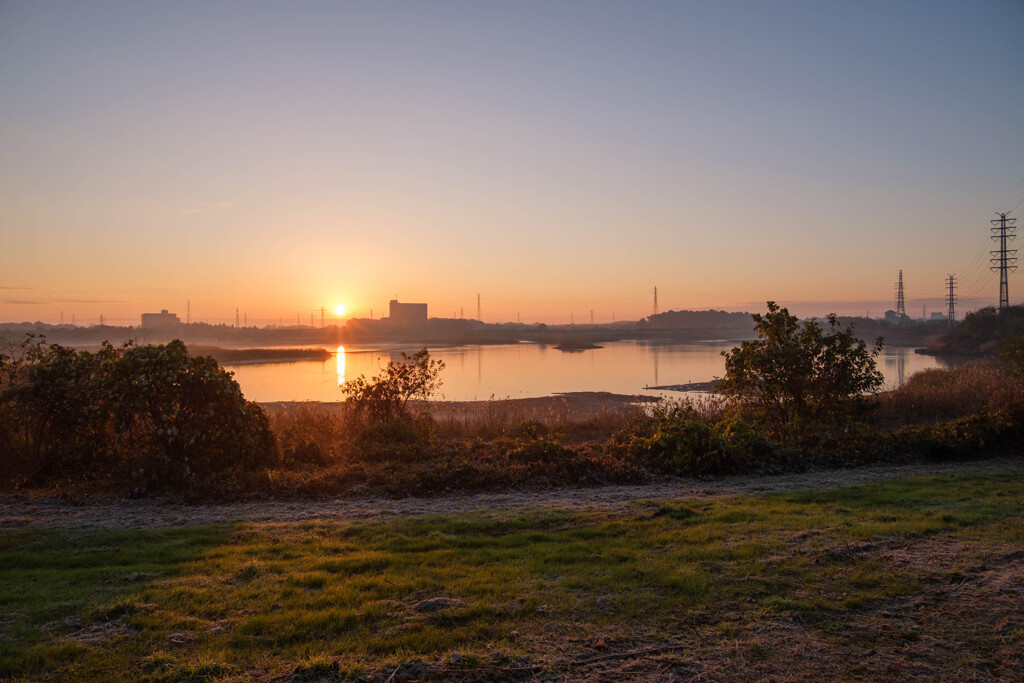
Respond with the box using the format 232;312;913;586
2;469;1022;680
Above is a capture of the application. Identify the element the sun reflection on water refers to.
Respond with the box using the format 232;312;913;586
336;346;345;386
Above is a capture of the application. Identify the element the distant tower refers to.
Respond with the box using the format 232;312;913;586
946;274;958;326
244;313;247;327
895;271;906;325
460;307;463;319
100;314;105;326
990;212;1018;311
310;313;314;327
236;308;240;328
652;286;659;316
477;293;481;321
60;311;63;325
186;299;191;324
590;310;594;325
321;307;325;328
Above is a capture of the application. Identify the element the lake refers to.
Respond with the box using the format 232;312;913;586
224;340;952;403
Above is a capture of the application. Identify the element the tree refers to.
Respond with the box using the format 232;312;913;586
341;348;445;424
719;302;884;437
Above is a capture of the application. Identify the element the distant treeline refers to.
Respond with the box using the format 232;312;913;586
0;307;948;349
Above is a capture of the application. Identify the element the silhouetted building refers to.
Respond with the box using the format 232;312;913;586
140;309;181;328
884;309;911;326
388;300;428;328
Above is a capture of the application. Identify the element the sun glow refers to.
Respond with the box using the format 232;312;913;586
334;304;346;316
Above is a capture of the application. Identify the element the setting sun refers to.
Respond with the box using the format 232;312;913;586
334;304;346;316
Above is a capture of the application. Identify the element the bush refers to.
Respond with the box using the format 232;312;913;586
0;337;277;492
719;301;884;440
611;404;780;477
341;349;445;424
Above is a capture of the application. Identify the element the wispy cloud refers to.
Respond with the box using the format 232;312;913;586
4;299;44;305
0;286;34;290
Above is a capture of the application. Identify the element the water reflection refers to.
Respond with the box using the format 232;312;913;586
226;340;954;403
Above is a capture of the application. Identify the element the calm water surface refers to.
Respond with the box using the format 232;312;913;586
225;341;952;403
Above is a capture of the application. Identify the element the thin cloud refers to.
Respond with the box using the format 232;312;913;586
4;299;44;305
0;286;34;290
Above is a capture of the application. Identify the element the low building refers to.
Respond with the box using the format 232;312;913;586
388;300;428;328
140;309;181;328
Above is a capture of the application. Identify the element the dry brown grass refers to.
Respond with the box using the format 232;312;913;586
874;361;1024;428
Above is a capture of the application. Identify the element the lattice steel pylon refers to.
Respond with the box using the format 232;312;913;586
895;270;906;326
990;213;1018;311
946;274;958;327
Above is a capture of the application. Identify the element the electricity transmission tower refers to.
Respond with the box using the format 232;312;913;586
477;293;481;321
990;212;1017;311
946;274;957;326
895;270;906;326
652;286;659;316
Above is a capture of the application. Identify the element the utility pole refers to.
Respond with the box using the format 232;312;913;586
236;308;240;328
476;293;482;321
590;310;594;325
895;270;906;326
244;313;247;327
990;212;1018;311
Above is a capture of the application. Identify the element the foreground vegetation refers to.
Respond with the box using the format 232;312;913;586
4;301;1024;498
1;468;1021;680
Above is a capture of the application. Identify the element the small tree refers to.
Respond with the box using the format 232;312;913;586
341;348;445;424
719;302;884;437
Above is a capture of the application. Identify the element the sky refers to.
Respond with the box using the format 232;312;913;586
1;0;1023;326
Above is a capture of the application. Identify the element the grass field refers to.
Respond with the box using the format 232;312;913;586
1;468;1021;681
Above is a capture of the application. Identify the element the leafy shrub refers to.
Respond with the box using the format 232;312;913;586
0;337;277;492
612;405;779;476
719;302;883;441
341;349;445;424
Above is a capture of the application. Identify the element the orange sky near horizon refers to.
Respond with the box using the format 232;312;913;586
1;2;1022;326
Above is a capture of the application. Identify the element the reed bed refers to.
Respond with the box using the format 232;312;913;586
874;361;1024;428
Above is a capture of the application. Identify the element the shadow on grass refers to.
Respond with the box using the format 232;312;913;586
0;526;229;680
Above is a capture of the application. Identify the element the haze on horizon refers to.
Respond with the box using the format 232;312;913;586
1;1;1022;327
